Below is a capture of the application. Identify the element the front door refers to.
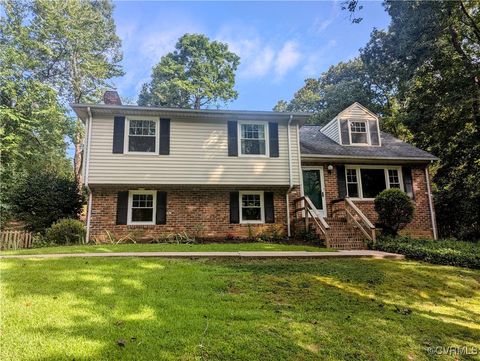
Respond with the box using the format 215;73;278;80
302;168;326;218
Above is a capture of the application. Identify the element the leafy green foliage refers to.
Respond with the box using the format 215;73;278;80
44;219;86;245
9;172;83;233
372;236;480;269
274;59;387;125
139;34;240;109
374;189;415;236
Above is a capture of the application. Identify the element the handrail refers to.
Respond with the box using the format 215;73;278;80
344;198;376;242
345;198;375;229
293;196;330;241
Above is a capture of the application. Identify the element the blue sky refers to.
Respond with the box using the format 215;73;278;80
112;1;391;110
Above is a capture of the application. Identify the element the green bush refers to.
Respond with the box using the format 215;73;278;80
374;188;415;236
45;219;86;245
9;172;83;233
371;236;480;269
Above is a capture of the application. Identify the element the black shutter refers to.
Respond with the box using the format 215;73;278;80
264;192;275;223
116;191;128;225
229;192;239;223
269;122;279;157
402;167;414;199
159;118;170;155
340;120;350;145
369;120;380;145
156;191;167;224
227;121;238;156
336;165;347;198
113;116;125;153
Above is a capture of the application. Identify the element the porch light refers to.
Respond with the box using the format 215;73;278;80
327;165;334;173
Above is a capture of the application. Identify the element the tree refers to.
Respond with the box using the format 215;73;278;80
356;0;480;239
274;59;387;125
9;172;83;233
25;0;123;186
0;1;72;225
139;34;240;109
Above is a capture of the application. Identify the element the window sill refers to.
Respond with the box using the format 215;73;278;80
240;221;265;224
123;152;159;156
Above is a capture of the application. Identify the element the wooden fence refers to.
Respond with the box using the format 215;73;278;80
0;230;34;250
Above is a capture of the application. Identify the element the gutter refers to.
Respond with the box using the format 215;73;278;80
425;165;438;240
85;107;93;243
286;115;294;237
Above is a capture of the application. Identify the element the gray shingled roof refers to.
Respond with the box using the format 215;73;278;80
300;126;437;161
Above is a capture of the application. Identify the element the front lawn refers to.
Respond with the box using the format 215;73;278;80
0;242;331;255
1;257;479;360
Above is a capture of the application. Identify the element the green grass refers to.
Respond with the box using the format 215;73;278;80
1;258;479;360
0;242;332;255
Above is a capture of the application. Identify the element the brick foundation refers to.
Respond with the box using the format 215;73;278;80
302;162;435;238
88;185;300;242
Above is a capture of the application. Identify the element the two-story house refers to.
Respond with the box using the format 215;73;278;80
71;92;437;249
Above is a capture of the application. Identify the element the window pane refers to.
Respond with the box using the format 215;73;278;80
129;136;156;152
241;124;265;139
351;122;366;133
346;169;357;183
347;183;359;198
351;133;368;144
131;208;153;222
242;207;261;221
241;139;265;155
132;194;153;208
242;194;260;207
388;169;400;188
129;120;156;136
360;169;386;198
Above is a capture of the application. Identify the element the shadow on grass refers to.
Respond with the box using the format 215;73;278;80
1;257;479;360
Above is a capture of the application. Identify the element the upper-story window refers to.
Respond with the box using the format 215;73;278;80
239;121;267;156
349;121;368;144
127;119;157;153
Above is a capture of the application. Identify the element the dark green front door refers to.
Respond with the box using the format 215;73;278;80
302;169;325;217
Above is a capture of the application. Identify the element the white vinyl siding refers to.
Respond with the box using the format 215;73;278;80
88;117;300;185
320;118;340;144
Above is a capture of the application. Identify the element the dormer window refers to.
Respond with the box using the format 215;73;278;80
349;121;368;144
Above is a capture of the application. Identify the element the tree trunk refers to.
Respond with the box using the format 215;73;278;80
73;118;84;190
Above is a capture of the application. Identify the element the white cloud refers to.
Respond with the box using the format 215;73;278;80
216;26;301;81
274;41;301;79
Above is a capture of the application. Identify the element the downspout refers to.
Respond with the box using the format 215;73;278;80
425;164;438;240
286;115;293;237
85;107;93;243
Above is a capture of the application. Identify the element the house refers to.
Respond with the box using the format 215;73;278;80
71;92;438;249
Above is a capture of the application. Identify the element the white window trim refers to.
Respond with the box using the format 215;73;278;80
345;165;403;200
127;190;157;225
238;120;269;157
124;117;159;155
239;191;265;224
347;120;371;146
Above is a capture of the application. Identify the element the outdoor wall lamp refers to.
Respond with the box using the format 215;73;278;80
327;165;334;173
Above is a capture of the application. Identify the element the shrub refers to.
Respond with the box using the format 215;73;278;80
374;188;414;236
371;236;480;269
9;172;83;233
44;219;86;245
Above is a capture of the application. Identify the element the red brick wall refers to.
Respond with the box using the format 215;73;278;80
88;185;300;242
302;162;435;238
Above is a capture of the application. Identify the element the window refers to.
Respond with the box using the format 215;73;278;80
128;119;157;153
360;169;386;198
128;191;156;224
240;191;264;223
239;122;267;155
346;169;359;198
345;166;403;199
350;121;368;144
388;169;401;188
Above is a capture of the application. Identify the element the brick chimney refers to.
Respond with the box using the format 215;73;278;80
103;90;122;105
